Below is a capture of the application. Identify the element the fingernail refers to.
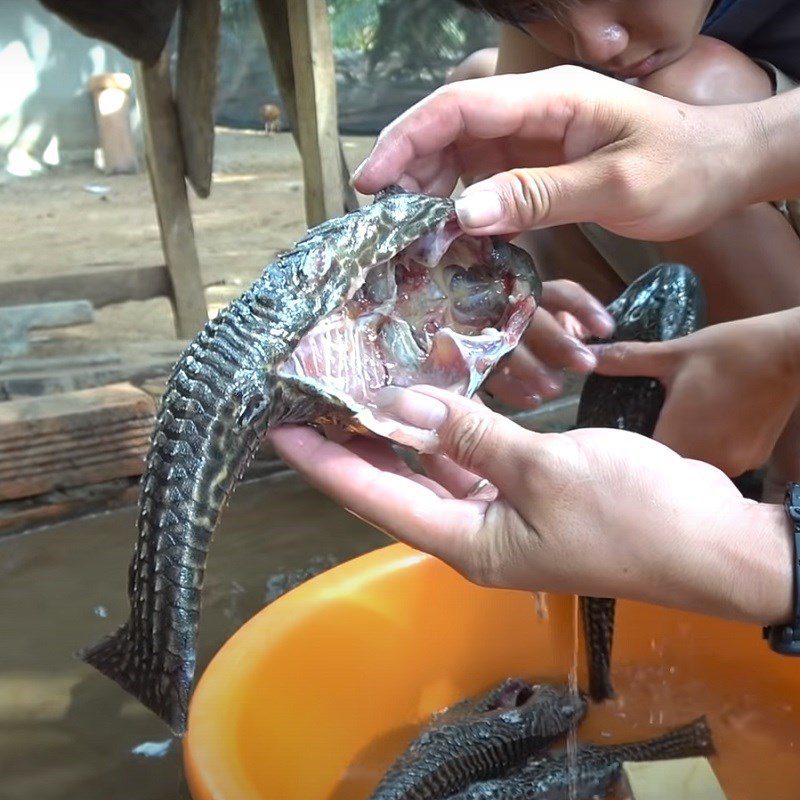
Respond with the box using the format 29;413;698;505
351;159;367;183
591;309;615;336
455;191;503;229
374;386;448;430
573;345;597;370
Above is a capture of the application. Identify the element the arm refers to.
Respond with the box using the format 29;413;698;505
269;386;794;627
352;68;800;242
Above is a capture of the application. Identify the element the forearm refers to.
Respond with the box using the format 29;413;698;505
645;501;793;627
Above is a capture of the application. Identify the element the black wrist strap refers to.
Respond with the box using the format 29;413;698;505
763;482;800;655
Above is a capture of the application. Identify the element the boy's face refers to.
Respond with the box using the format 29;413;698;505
523;0;715;78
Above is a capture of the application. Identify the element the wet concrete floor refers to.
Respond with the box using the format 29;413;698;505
0;471;387;800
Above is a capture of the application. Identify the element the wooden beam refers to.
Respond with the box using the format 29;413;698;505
176;0;220;198
286;0;346;225
0;301;94;357
134;50;209;338
256;0;357;216
0;383;156;502
0;265;172;309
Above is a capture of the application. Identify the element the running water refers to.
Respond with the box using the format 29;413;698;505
566;593;581;800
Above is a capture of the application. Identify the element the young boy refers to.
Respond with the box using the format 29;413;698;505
451;0;800;500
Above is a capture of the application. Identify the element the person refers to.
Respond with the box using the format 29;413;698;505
269;68;800;628
445;0;800;502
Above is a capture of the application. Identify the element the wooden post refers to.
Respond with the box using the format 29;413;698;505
255;0;357;217
176;0;220;198
134;50;208;338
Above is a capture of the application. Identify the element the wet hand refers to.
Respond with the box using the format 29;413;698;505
591;309;800;476
268;386;792;627
484;280;615;408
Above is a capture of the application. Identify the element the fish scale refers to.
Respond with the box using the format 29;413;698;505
575;263;707;703
449;716;714;799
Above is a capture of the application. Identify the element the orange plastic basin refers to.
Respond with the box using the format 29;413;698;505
184;544;800;800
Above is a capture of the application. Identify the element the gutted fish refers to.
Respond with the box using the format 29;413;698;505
575;263;706;702
78;187;542;735
450;716;714;799
370;679;587;800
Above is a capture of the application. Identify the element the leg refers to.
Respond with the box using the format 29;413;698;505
639;37;800;489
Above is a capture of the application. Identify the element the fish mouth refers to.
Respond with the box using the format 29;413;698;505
276;218;540;450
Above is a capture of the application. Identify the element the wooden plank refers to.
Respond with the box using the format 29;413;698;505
134;50;209;339
176;0;220;198
286;0;346;226
0;265;172;309
0;479;141;537
256;0;356;215
0;383;156;501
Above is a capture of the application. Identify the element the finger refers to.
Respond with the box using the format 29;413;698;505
523;307;597;373
342;435;455;498
453;156;622;236
483;369;543;409
590;340;672;378
419;453;494;499
500;345;564;397
541;279;616;338
269;425;485;562
375;385;544;501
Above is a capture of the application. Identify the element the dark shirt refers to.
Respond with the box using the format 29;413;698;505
702;0;800;80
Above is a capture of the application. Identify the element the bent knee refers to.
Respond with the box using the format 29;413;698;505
445;47;498;84
637;35;772;105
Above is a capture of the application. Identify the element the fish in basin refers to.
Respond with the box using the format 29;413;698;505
78;186;542;735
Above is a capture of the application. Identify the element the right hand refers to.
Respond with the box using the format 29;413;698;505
484;279;616;408
353;66;762;241
269;386;793;627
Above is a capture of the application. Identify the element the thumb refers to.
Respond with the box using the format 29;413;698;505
589;340;671;378
454;158;615;235
378;385;540;495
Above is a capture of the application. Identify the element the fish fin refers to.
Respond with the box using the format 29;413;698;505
581;596;616;702
78;623;189;736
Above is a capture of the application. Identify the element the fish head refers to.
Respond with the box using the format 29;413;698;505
505;682;588;735
274;187;542;450
606;263;706;343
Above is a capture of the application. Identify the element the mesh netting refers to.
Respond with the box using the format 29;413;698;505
217;0;498;135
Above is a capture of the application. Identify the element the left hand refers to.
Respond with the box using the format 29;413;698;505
591;309;800;476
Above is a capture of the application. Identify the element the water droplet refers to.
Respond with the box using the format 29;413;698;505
93;606;108;618
131;739;172;758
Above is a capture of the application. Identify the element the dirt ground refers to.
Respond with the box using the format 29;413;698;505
0;130;375;355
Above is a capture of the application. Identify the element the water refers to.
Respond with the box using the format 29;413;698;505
566;594;580;800
0;472;387;800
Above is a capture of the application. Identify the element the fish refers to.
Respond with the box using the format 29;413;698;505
575;263;707;702
77;186;542;735
450;716;715;799
370;679;588;800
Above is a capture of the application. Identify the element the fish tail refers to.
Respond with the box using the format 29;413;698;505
580;596;616;702
612;716;716;763
78;621;191;736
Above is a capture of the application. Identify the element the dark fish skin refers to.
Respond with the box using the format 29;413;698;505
450;716;714;799
77;187;541;736
575;263;706;702
369;680;587;800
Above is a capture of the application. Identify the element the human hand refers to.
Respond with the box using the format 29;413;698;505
591;309;800;476
484;279;615;408
268;386;792;626
352;66;762;241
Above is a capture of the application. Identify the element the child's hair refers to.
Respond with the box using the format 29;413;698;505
454;0;569;25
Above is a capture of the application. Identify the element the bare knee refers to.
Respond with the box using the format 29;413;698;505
445;47;498;84
637;35;772;105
